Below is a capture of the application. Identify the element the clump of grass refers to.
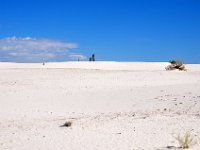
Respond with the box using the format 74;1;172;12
60;121;72;127
175;132;193;149
169;60;178;64
165;60;186;71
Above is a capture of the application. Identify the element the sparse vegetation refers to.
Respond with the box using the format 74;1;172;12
175;132;194;149
165;60;186;71
169;60;178;64
60;121;72;127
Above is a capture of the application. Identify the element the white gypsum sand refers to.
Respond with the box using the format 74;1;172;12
0;62;200;150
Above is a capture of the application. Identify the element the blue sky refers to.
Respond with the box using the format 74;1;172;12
0;0;200;63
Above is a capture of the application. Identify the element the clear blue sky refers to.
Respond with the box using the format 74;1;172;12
0;0;200;63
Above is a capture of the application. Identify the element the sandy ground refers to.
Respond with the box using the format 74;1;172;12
0;62;200;150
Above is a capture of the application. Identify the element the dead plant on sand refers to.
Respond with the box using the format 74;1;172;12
165;60;186;71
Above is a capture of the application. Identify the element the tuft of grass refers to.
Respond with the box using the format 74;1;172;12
166;60;186;71
175;132;193;149
60;121;72;127
169;60;177;64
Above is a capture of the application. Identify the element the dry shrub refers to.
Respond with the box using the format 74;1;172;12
175;132;194;149
165;60;186;71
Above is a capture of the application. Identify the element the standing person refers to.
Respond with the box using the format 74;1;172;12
92;54;95;61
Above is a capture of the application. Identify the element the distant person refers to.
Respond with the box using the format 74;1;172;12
89;57;92;61
92;54;95;61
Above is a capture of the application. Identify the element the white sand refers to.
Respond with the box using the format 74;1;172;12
0;62;200;150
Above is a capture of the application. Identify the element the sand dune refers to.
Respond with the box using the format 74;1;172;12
0;62;200;150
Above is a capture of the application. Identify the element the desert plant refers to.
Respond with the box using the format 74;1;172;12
169;60;177;64
175;132;193;149
60;121;72;127
166;60;186;71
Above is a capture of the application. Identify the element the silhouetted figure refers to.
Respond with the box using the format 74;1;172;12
89;57;92;61
92;54;95;61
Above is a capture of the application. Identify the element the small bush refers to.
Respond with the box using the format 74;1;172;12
60;121;72;127
166;60;186;71
169;60;177;64
175;132;193;149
